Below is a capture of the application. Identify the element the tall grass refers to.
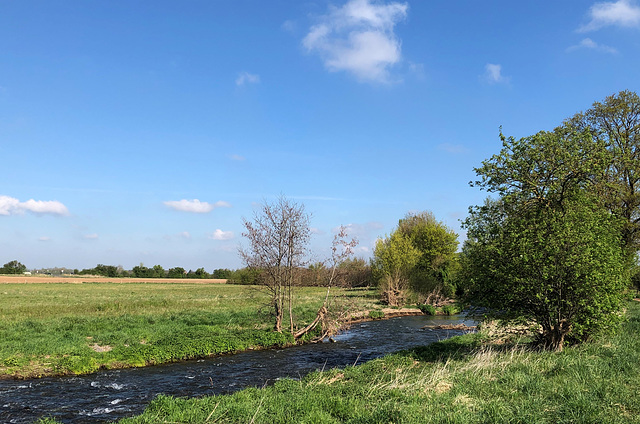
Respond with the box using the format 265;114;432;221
119;301;640;424
0;283;380;378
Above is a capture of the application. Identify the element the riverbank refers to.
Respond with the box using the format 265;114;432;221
117;301;640;424
0;282;397;379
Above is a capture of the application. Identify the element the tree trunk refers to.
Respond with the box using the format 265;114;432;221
544;319;571;351
274;294;283;333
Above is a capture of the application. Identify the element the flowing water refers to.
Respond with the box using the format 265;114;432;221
0;314;474;423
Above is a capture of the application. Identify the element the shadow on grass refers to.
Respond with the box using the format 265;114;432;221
406;333;483;362
406;332;546;364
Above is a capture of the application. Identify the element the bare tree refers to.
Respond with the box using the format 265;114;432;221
294;226;358;340
240;196;311;333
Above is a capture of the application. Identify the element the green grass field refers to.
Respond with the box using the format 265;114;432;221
0;282;380;378
116;301;640;424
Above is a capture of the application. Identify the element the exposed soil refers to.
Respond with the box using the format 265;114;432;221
0;275;227;284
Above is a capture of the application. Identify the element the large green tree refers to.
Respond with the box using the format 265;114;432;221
373;211;459;306
463;127;627;351
1;260;27;274
397;211;459;297
565;90;640;254
373;230;420;306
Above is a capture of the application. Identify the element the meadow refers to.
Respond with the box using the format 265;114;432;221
118;301;640;424
0;282;380;378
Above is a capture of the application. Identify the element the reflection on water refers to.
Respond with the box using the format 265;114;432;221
0;314;474;423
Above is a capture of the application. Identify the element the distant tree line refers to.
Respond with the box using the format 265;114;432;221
75;264;235;279
72;262;373;287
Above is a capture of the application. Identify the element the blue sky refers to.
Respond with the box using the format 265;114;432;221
1;0;639;271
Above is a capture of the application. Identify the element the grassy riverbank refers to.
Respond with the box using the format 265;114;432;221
0;282;380;379
118;301;640;424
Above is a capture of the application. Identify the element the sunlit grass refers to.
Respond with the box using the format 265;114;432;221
0;283;380;378
119;302;640;424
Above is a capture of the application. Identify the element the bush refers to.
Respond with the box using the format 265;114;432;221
442;305;459;315
368;310;385;320
417;304;436;315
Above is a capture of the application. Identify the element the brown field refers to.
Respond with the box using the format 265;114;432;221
0;275;227;284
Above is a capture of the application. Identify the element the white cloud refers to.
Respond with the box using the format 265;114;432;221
163;199;231;213
38;236;51;242
83;233;99;240
0;195;69;216
566;37;618;53
483;63;510;84
236;72;261;86
209;229;234;240
178;231;191;239
230;154;246;161
579;0;640;32
303;0;408;83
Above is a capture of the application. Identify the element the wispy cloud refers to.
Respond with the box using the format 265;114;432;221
282;20;297;33
230;154;246;161
236;72;260;86
438;143;469;154
579;0;640;32
208;229;234;240
38;236;51;242
567;37;618;53
334;222;384;239
163;199;231;213
482;63;510;85
303;0;408;83
83;233;99;240
0;195;69;216
310;227;324;235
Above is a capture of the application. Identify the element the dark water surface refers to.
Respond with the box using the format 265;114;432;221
1;315;474;423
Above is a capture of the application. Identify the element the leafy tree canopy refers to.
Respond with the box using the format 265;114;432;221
463;114;628;351
1;260;27;274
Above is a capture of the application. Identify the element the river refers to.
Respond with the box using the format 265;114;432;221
1;314;474;423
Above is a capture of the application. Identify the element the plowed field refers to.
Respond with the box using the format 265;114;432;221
0;275;227;284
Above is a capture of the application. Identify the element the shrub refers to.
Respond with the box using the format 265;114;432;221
368;310;385;320
417;304;436;315
442;304;459;315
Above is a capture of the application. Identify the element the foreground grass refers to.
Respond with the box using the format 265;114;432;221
0;283;380;378
119;302;640;424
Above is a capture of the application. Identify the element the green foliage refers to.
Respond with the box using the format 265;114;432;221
1;260;27;274
372;230;420;306
167;267;186;278
565;90;640;253
417;303;436;315
441;304;459;316
398;211;459;296
368;310;385;319
212;268;233;279
372;211;459;306
464;126;628;350
227;267;262;285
